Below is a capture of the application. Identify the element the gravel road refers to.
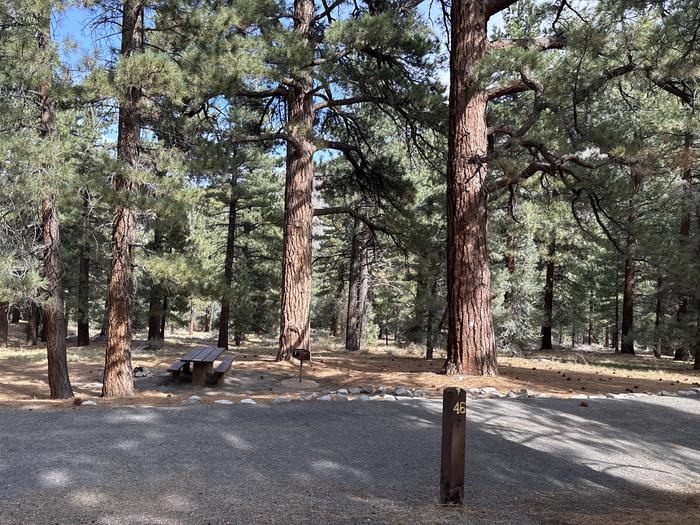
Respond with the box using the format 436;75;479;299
1;396;698;524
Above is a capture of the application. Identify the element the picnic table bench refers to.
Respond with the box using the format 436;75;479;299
168;347;234;386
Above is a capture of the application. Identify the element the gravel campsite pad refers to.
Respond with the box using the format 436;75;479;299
1;395;698;524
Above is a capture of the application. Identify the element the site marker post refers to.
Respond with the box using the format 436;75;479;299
440;387;466;505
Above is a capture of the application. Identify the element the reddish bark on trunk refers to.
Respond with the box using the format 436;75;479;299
38;11;72;399
103;0;144;397
277;0;315;361
443;0;498;376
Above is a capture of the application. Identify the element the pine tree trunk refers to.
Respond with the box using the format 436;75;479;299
0;302;8;346
587;297;593;345
695;200;700;369
77;190;90;347
159;295;167;339
189;303;195;336
413;273;428;345
204;305;211;333
38;12;72;399
621;168;641;355
356;239;370;351
540;237;556;350
674;299;690;360
146;285;163;346
694;299;700;370
146;227;163;346
444;0;498;376
653;276;662;358
27;302;38;345
613;284;620;352
103;0;144;397
345;219;362;352
277;0;316;361
332;273;344;337
675;132;693;361
42;196;74;399
10;307;20;324
425;279;438;359
218;186;237;349
39;306;47;342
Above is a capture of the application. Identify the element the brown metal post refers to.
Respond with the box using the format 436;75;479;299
440;387;466;505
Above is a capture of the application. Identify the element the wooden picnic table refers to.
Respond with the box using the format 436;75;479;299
180;346;226;385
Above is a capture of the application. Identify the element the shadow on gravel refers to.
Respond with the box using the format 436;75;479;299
0;398;698;524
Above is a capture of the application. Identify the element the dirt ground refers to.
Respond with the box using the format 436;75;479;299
1;321;698;408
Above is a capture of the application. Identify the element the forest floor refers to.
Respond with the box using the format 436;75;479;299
0;322;698;408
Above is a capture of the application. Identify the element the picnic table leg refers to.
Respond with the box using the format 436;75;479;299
192;363;212;385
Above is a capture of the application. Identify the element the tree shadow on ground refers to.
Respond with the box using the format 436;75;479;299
0;398;698;524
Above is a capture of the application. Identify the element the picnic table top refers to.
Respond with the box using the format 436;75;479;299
181;346;225;364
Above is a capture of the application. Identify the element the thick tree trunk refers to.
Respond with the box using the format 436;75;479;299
540;237;556;350
76;190;90;347
27;302;38;345
443;0;498;376
10;307;20;324
277;0;316;361
103;0;144;397
218;186;237;349
621;169;641;355
37;13;72;399
0;302;8;346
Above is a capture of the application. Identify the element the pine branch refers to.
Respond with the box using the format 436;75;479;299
485;0;520;19
490;36;566;51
